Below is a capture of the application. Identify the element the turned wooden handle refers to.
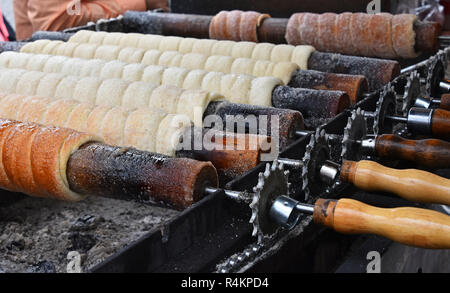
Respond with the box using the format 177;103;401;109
432;109;450;141
440;94;450;111
375;134;450;169
313;198;450;249
341;160;450;205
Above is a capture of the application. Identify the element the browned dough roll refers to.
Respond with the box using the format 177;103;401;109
210;10;270;42
318;13;337;54
335;12;355;55
226;10;242;41
285;13;301;45
392;14;419;59
286;12;419;59
300;13;320;49
0;118;101;201
369;13;397;58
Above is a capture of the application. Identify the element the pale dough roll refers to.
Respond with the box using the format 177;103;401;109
158;51;183;67
204;55;234;73
249;77;280;107
136;34;163;50
41;40;64;54
180;53;208;70
99;61;125;79
219;74;238;100
88;31;107;44
60;42;79;57
227;75;253;105
0;68;25;93
141;50;164;66
16;71;45;96
73;43;97;59
271;62;299;85
230;58;255;76
118;33;143;48
20;40;47;53
142;65;165;84
162;67;189;88
182;69;209;90
191;39;216;55
231;42;256;58
177;90;221;126
178;38;197;54
121;82;158;110
211;40;235;56
26;54;52;71
252;43;276;61
122;63;146;81
42;99;79;127
96;79;129;107
36;73;65;97
54;75;79;99
102;32;123;46
253;60;275;77
100;106;128;146
42;56;67;73
72;77;103;104
65;103;95;131
291;46;315;70
155;114;191;156
93;45;121;61
123;108;166;152
7;52;30;69
117;47;145;63
76;59;105;77
201;72;223;95
148;85;184;114
69;30;93;43
0;51;16;67
159;36;183;52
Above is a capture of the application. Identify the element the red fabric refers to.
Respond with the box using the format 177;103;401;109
0;5;9;41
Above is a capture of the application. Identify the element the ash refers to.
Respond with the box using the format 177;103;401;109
0;195;178;273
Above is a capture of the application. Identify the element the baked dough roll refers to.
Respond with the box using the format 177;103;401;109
392;14;419;59
0;118;101;201
369;13;397;59
317;13;337;53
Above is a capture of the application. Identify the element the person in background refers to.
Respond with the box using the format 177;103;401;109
13;0;168;40
0;4;10;41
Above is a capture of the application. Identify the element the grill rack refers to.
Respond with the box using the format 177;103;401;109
0;18;449;272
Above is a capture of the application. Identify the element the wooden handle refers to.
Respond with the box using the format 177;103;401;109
341;160;450;205
375;134;450;169
439;94;450;111
313;198;450;249
431;109;450;141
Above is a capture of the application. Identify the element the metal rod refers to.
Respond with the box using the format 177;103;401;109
385;115;408;123
440;82;450;92
294;203;315;215
432;99;442;105
204;186;251;203
277;158;303;169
